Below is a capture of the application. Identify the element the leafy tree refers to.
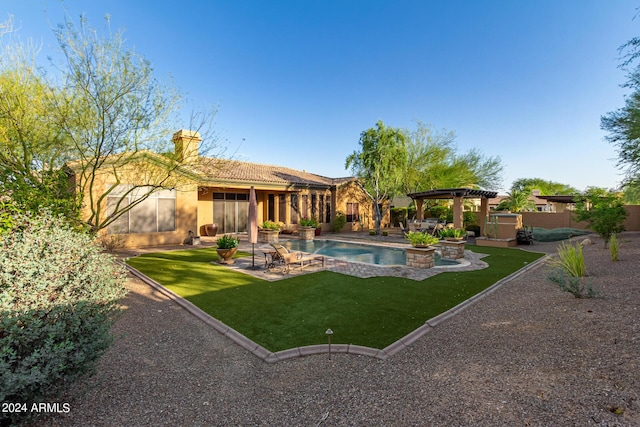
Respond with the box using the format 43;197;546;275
346;120;408;234
510;177;578;195
622;181;640;204
496;190;537;212
403;121;503;192
573;187;628;246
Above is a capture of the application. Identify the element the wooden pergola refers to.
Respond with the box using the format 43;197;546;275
406;188;498;236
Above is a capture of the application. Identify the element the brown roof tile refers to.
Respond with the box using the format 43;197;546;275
197;158;353;187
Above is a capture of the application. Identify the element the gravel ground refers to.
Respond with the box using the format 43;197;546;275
43;233;639;426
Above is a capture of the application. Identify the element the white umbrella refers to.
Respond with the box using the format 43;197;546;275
248;186;258;268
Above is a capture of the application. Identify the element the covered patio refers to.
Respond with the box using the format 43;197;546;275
406;188;498;236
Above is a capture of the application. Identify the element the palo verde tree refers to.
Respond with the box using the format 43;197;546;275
0;17;80;221
346;120;408;235
402;121;503;193
1;14;222;232
574;187;628;247
51;15;222;233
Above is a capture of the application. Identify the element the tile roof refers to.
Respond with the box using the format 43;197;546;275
197;158;354;187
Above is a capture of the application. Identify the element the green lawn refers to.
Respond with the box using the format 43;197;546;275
126;246;544;352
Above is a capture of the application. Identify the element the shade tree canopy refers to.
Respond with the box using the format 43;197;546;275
346;120;408;234
347;120;504;233
402;121;503;193
509;178;579;196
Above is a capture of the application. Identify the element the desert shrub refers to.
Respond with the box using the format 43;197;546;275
331;211;346;232
547;270;597;298
609;233;619;262
532;227;590;242
0;212;128;425
429;205;450;221
574;187;628;246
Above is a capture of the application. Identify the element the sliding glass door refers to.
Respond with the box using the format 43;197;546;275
213;192;248;233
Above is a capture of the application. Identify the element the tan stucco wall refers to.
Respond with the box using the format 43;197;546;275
504;205;640;232
75;159;198;248
334;181;383;230
110;185;198;248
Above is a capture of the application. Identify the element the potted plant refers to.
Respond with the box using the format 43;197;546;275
259;220;281;243
299;217;318;228
298;217;318;240
216;235;239;264
439;227;466;241
405;231;439;248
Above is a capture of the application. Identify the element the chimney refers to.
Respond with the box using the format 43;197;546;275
172;130;201;163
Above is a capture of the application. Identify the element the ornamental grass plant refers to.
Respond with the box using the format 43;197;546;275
547;240;596;298
553;241;587;277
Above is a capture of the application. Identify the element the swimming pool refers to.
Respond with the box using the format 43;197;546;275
280;239;459;267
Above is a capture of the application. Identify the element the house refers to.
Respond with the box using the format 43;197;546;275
73;130;377;248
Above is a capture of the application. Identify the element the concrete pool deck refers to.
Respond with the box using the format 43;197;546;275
206;231;490;281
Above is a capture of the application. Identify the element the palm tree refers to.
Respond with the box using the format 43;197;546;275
496;190;536;213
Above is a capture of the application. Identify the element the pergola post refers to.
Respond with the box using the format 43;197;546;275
479;197;489;236
416;199;424;220
452;195;464;229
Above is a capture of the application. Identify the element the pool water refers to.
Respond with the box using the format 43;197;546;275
280;240;459;266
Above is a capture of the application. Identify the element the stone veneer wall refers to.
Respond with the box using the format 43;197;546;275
439;240;466;259
298;227;315;241
258;230;279;244
406;247;435;269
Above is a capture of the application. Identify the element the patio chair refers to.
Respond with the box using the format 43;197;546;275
270;243;325;274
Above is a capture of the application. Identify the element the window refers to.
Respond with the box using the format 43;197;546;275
325;200;331;223
346;202;359;223
319;195;324;223
290;194;299;224
107;185;176;234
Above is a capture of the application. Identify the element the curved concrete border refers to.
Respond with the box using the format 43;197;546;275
122;253;549;363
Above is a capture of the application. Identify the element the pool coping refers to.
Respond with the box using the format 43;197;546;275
122;253;549;363
280;237;464;268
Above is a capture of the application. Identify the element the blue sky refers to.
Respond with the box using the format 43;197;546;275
4;0;639;192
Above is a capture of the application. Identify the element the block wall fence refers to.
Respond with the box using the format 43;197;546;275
473;205;640;232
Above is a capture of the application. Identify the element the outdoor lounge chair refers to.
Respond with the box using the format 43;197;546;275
270;243;325;274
